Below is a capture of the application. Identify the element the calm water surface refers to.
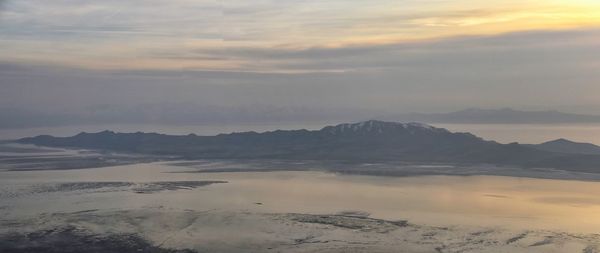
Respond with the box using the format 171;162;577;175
2;162;600;233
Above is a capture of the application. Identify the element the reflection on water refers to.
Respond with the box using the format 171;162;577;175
2;162;600;233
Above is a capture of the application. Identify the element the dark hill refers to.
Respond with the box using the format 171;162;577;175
530;138;600;155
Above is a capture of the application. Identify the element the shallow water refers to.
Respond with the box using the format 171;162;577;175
2;162;600;233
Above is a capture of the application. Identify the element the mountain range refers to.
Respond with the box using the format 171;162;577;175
17;120;600;172
528;138;600;155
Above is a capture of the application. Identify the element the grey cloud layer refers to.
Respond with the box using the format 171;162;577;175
1;0;559;63
1;28;600;122
1;0;599;124
172;29;599;72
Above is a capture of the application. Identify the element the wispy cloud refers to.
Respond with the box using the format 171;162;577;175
1;0;599;71
2;28;600;115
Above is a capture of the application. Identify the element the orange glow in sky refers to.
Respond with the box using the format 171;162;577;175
0;0;599;71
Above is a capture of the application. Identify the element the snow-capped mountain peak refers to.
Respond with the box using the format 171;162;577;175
321;120;445;135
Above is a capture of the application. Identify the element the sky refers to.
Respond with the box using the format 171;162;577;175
1;0;600;127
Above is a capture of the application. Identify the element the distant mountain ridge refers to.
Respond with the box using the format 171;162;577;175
530;139;600;155
17;120;600;172
385;108;600;124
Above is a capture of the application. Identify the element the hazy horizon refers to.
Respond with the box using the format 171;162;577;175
2;1;600;124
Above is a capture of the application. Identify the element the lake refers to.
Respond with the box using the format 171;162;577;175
2;161;600;234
